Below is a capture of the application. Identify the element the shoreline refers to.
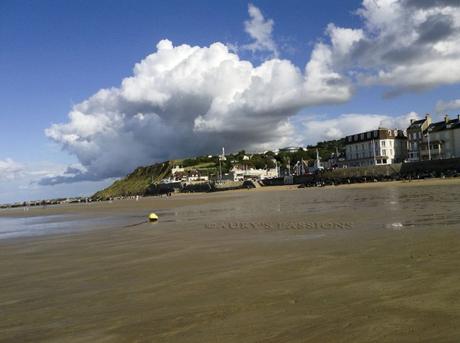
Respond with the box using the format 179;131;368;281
2;176;460;219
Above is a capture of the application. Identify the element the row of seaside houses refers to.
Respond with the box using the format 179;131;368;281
166;113;460;184
344;114;460;167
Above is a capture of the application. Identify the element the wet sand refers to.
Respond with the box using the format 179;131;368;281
2;181;460;342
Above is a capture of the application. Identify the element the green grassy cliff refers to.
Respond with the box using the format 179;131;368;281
92;161;173;200
91;138;345;199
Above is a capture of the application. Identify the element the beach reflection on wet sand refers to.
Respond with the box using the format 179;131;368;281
1;180;460;342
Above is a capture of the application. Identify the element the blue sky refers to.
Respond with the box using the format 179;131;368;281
1;0;460;203
1;0;355;160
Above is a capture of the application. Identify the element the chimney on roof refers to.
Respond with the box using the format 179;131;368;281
445;114;449;123
425;114;432;125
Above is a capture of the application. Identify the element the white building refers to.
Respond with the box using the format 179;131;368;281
186;172;209;182
407;114;460;161
278;146;307;153
229;165;278;181
345;128;407;167
171;165;185;175
170;165;208;183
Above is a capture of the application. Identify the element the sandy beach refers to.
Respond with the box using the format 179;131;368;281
2;179;460;342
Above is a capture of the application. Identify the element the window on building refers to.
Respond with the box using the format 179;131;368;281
381;141;386;147
382;149;386;155
367;132;371;138
360;133;364;140
383;159;387;164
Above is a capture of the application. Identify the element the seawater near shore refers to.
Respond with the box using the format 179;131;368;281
0;214;139;240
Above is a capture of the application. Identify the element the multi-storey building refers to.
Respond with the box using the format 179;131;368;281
407;115;432;162
406;114;460;161
345;128;407;167
420;115;460;161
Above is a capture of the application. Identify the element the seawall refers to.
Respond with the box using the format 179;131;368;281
263;158;460;186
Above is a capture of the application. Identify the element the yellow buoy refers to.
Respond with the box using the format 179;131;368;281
148;213;159;222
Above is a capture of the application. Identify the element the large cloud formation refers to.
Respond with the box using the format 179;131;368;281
44;41;350;183
44;1;460;184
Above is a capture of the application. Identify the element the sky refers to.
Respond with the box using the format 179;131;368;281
1;0;460;203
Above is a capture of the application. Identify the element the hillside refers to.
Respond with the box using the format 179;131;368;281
91;139;345;199
92;161;173;200
91;155;223;199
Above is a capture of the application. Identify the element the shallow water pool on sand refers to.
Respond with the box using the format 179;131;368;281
0;214;144;240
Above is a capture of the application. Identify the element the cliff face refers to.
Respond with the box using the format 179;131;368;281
92;161;172;200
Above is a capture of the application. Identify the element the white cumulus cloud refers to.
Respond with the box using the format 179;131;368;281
243;3;278;57
44;38;351;183
321;0;460;94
